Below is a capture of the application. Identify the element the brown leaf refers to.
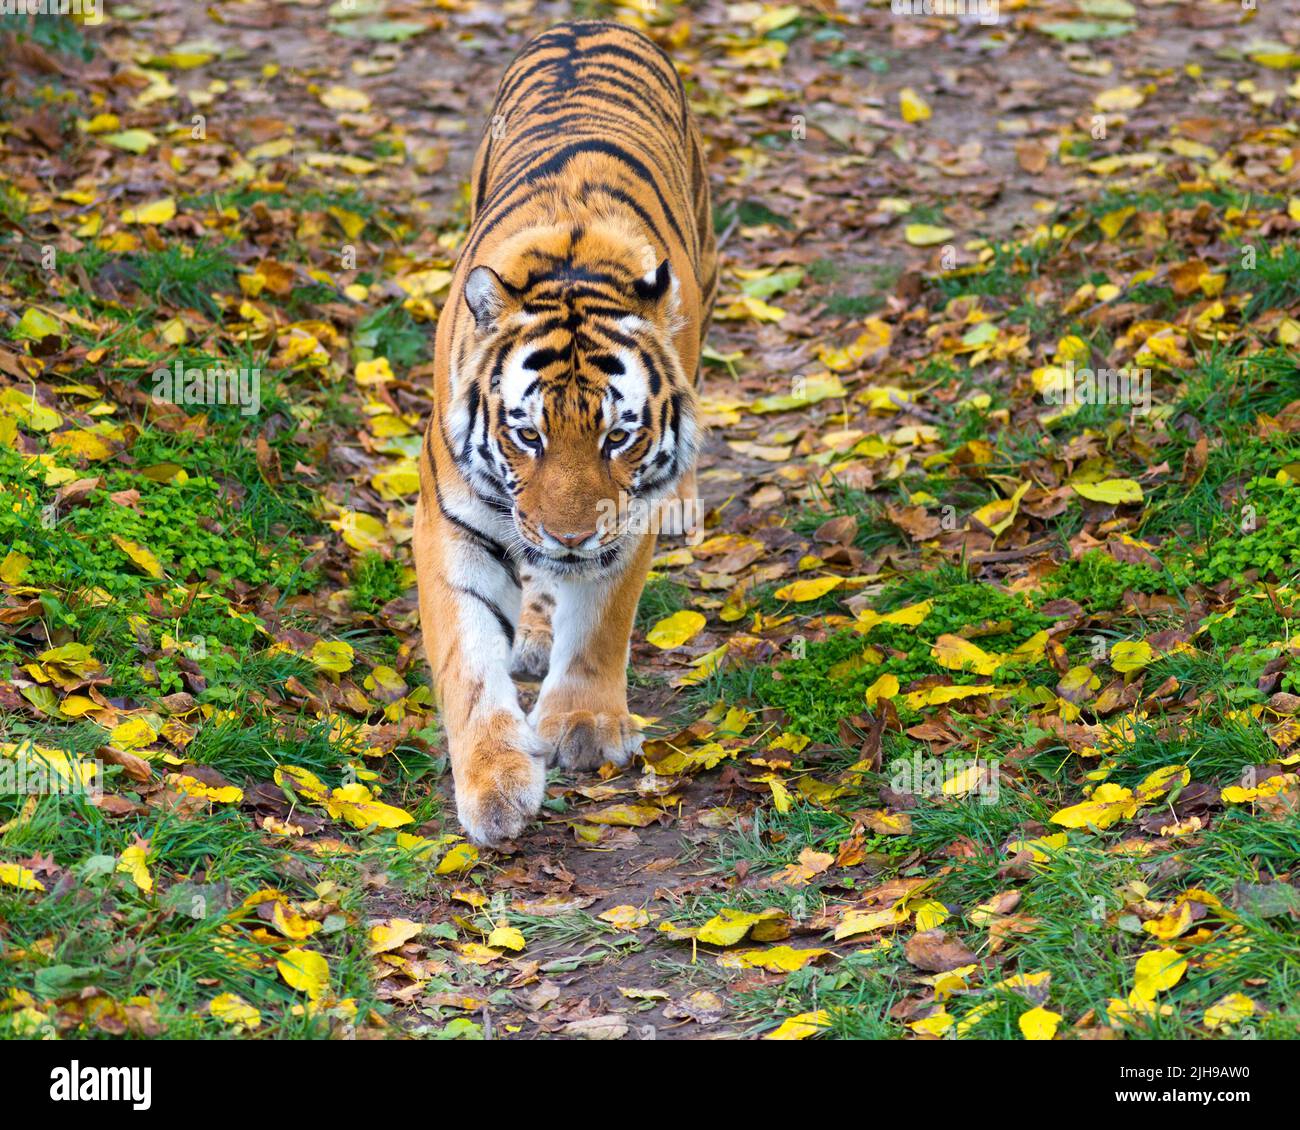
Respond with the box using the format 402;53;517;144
904;929;976;972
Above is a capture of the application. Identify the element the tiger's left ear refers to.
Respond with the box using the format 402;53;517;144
464;265;513;330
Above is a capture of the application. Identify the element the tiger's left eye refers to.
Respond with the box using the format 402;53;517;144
515;427;542;450
604;428;629;451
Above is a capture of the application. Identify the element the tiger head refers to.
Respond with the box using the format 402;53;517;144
449;225;698;577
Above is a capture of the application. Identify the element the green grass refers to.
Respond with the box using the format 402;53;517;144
0;793;386;1038
133;242;237;315
636;574;691;633
672;184;1300;1041
350;551;410;614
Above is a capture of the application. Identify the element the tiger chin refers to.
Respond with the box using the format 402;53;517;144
413;20;717;848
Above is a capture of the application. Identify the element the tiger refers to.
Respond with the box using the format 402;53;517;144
414;20;717;846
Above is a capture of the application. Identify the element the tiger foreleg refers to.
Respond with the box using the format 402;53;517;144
414;496;546;846
529;531;654;771
509;569;556;680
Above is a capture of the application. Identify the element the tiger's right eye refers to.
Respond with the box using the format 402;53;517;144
514;427;542;450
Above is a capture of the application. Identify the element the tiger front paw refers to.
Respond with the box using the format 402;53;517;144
454;721;547;847
509;624;552;680
536;707;642;772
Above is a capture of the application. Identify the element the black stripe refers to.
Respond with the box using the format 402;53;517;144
426;447;521;587
472;140;692;278
456;585;516;645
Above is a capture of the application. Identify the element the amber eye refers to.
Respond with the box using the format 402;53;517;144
515;427;542;450
604;428;630;451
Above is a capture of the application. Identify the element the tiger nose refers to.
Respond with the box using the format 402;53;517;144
548;526;597;548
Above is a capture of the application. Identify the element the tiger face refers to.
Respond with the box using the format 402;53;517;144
450;249;698;577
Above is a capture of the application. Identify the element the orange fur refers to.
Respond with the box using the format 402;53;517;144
415;20;715;845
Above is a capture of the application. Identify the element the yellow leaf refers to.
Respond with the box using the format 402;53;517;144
0;863;44;892
14;307;64;341
1110;640;1153;673
676;642;729;687
697;907;776;946
111;536;164;578
903;684;1002;709
904;223;954;247
435;841;479;875
1142;902;1196;941
720;945;829;973
329;509;388;552
773;575;843;603
110;716;159;750
271;901;321;940
765;775;792;813
599;905;654;929
121;198;176;225
750;372;846;413
1222;773;1296;803
971;480;1030;539
310;639;354;674
117;843;153;893
371;461;420;500
942;764;986;797
1094;85;1145;111
1018;1005;1062;1040
1049;782;1138;830
487;925;526;952
277;948;330;1000
1133;948;1187;1000
246;137;294;161
209;993;261;1029
328;206;366;240
865;673;899;708
646;609;706;649
1006;833;1069;862
912;899;949;932
355;357;394;385
326;783;414;830
319;85;372;112
899;87;931;123
274;764;330;804
54;428;114;461
834;903;909;941
856;599;932;633
717;294;786;323
169;774;243;804
1072;478;1144;505
1135;764;1190;804
1203;992;1255;1030
583;803;662;827
1058;665;1099;700
909;1009;954;1036
765;1010;830;1040
932;634;1003;676
80;114;119;135
99;129;158;153
395;832;438;860
368;918;424;954
456;941;504;965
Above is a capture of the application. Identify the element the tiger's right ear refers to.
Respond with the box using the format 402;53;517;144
464;265;512;330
